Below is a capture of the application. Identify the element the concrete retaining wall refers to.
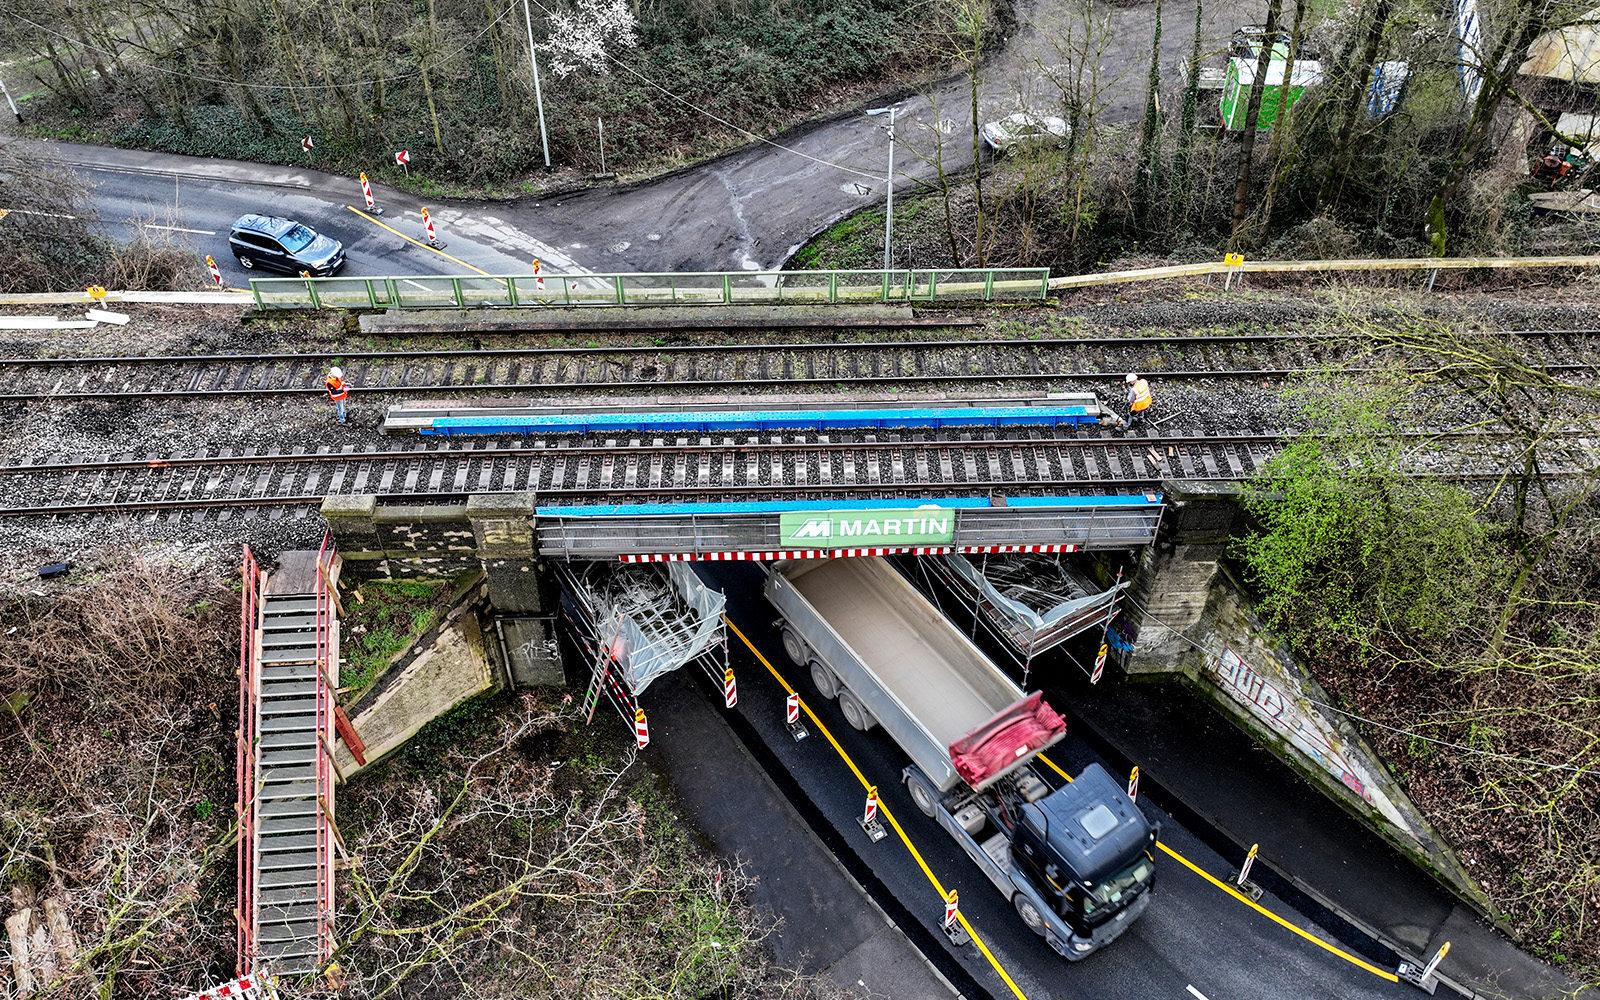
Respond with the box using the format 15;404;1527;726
1127;482;1495;916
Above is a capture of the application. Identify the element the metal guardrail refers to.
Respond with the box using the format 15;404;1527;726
248;268;1052;310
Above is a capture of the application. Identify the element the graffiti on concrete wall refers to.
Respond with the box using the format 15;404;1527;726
1211;646;1415;833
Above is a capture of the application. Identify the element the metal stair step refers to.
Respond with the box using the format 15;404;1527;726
259;938;322;963
260;680;319;698
261;646;317;665
259;866;320;889
261;632;316;648
258;813;321;836
259;780;319;801
259;751;318;770
261;765;319;784
259;901;318;923
258;884;317;907
260;715;317;734
259;851;320;872
259;797;319;820
257;920;321;943
263;595;318;612
262;663;318;682
259;730;317;750
262;613;318;630
258;832;322;852
261;697;319;717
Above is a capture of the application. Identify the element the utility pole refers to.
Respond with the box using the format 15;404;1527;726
521;0;552;170
865;106;896;271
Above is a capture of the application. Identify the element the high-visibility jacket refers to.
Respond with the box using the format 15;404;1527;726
1128;378;1152;412
325;376;349;401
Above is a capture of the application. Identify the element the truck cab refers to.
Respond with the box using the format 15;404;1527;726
907;762;1157;959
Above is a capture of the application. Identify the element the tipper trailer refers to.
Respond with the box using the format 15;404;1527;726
765;556;1157;958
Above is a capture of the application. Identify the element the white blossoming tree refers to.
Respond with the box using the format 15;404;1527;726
539;0;640;77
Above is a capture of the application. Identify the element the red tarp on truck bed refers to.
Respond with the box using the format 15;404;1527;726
948;692;1067;788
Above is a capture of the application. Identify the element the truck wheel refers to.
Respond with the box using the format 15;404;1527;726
906;773;939;818
1013;894;1048;935
809;659;840;699
781;627;807;666
838;689;876;732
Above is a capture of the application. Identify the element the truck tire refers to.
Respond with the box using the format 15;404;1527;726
781;627;807;666
809;659;840;700
906;772;939;818
1013;893;1048;935
838;689;876;732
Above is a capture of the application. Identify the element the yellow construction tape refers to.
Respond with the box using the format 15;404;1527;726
724;616;1034;1000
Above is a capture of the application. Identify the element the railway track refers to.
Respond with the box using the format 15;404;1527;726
1;425;1572;519
5;330;1596;401
1;428;1272;517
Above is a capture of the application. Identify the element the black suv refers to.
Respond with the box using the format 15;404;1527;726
227;215;347;276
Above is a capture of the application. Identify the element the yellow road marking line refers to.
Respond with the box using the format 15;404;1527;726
724;616;1033;1000
344;205;495;278
1155;841;1399;981
1034;752;1072;783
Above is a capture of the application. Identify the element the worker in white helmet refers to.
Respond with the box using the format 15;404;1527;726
1124;373;1153;432
324;366;350;423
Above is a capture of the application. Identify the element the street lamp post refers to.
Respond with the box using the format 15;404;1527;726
522;0;552;170
865;107;896;272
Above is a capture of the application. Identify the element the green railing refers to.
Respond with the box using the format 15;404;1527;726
248;268;1052;310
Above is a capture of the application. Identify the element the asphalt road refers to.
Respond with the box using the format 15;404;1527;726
16;0;1256;277
697;560;1416;1000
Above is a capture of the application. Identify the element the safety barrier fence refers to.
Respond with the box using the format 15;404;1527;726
312;533;337;968
246;268;1052;310
236;545;261;975
4;254;1596;309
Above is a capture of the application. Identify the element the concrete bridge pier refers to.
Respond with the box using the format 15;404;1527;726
319;492;564;687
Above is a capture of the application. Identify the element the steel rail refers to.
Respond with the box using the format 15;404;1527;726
4;363;1596;401
0;432;1286;474
6;327;1598;366
2;469;1581;518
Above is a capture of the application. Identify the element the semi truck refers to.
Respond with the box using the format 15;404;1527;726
765;556;1157;959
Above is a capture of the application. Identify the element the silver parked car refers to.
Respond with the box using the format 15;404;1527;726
980;113;1070;154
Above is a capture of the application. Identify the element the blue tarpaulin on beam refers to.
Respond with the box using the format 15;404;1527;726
420;405;1099;436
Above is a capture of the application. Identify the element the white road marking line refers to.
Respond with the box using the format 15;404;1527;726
1187;985;1211;1000
5;209;78;219
402;279;431;291
142;223;215;235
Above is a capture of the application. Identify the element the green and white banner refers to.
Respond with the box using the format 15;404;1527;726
778;508;957;548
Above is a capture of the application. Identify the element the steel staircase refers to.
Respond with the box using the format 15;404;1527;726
237;541;340;977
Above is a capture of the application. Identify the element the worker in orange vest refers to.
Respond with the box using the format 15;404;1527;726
325;367;349;423
1124;373;1153;431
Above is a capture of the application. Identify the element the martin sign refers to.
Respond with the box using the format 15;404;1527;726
778;508;957;548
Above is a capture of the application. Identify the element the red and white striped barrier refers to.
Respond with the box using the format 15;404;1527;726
863;785;879;825
360;172;376;211
633;708;649;748
533;257;545;291
422;207;438;244
205;255;222;286
1127;765;1139;801
1091;641;1109;684
181;973;270;1000
943;889;959;929
619;544;1080;564
786;692;800;725
723;667;737;708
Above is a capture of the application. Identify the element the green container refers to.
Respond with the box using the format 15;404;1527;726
1221;53;1322;130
